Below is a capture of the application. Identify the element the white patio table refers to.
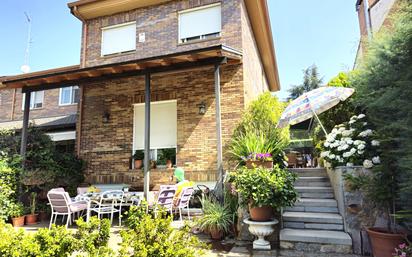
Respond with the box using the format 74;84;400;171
75;191;144;222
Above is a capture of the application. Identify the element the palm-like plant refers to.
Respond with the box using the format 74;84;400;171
197;197;232;235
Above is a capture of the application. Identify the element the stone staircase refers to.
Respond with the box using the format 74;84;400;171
280;168;354;255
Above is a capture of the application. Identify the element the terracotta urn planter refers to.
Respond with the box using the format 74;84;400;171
25;214;38;225
209;228;224;240
246;160;273;169
11;216;25;227
249;205;274;222
134;159;143;169
166;160;173;169
366;227;406;257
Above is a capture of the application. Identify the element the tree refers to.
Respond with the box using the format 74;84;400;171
288;64;323;100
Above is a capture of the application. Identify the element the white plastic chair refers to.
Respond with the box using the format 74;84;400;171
174;187;194;221
153;185;177;216
77;187;89;195
47;190;87;228
89;190;124;226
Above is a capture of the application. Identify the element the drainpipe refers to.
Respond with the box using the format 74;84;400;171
10;89;16;120
363;0;373;40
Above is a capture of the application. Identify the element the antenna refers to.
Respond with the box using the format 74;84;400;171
21;12;32;73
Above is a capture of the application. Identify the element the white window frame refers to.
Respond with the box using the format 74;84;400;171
132;100;178;165
22;91;44;110
101;21;137;56
59;86;79;106
178;3;222;43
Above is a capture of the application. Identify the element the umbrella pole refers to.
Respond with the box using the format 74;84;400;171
311;108;328;136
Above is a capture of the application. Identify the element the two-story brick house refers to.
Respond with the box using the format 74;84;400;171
0;0;280;193
0;83;79;152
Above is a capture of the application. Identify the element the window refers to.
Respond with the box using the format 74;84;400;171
179;3;221;43
133;100;177;167
22;91;44;110
101;22;136;56
59;86;79;105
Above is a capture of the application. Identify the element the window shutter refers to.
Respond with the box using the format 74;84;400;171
101;22;136;56
179;4;221;40
133;101;177;150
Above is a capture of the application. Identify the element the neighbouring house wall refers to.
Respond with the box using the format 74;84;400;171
78;64;244;188
240;1;269;105
370;0;397;33
12;88;77;121
82;0;242;67
0;89;15;122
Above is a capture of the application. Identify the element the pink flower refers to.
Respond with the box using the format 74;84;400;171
399;243;406;249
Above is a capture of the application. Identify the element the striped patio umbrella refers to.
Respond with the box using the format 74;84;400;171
277;86;355;134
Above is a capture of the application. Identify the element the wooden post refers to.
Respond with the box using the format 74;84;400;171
143;73;151;200
20;90;31;164
214;64;223;184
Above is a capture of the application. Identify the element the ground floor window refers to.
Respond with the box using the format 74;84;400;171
133;100;177;169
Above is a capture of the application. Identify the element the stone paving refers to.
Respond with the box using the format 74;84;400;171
19;221;364;257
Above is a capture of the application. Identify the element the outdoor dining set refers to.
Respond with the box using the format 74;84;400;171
46;185;195;228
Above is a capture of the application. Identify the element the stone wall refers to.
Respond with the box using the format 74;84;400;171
327;166;374;255
78;63;244;187
82;0;242;67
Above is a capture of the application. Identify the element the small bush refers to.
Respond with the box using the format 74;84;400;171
120;203;206;257
74;217;112;256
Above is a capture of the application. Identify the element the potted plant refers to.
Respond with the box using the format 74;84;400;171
25;192;38;225
37;201;50;222
133;150;144;169
244;152;273;169
197;196;232;240
9;202;25;227
231;165;298;221
162;148;176;169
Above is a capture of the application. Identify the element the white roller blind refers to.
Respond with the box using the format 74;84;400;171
179;4;221;40
133;101;177;150
101;22;136;56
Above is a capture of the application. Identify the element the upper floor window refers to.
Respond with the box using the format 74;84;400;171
178;3;221;43
101;21;136;56
22;91;44;110
59;86;79;106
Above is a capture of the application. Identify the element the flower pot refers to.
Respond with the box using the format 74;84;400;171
246;160;273;169
134;159;143;169
38;211;49;222
11;216;25;227
25;214;38;225
209;228;224;240
366;227;406;257
166;160;173;169
249;205;274;221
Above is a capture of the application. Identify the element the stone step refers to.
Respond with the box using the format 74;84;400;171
285;206;339;213
295;186;334;193
291;170;328;177
300;192;335;198
297;176;330;182
295;198;338;208
295;180;331;187
283;211;343;224
283;221;344;231
280;228;352;245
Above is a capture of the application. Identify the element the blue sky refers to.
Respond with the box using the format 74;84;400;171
0;1;360;99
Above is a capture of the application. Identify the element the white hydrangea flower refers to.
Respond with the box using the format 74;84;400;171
359;129;373;137
363;122;368;126
324;142;330;147
332;128;338;134
350;148;357;154
339;127;345;132
372;156;381;164
363;159;373;168
371;140;380;146
342;130;353;137
329;154;336;159
343;152;352;158
357;144;366;150
347;162;354;167
320;151;329;157
354;140;362;146
349;120;356;124
346;139;354;145
358;150;365;155
351;115;358;120
358;114;366;119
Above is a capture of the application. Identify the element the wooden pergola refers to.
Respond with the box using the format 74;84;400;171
0;45;242;198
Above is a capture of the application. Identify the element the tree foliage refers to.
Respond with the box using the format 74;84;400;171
352;1;412;214
288;64;323;100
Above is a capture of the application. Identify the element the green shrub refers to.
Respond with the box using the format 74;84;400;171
34;226;77;257
197;196;232;234
8;202;25;218
120;204;206;257
0;157;20;221
74;217;112;256
230;166;298;211
229;93;289;167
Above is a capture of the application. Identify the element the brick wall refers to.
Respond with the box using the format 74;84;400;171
240;1;269;104
79;63;244;188
82;0;242;67
0;88;77;123
12;88;77;121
